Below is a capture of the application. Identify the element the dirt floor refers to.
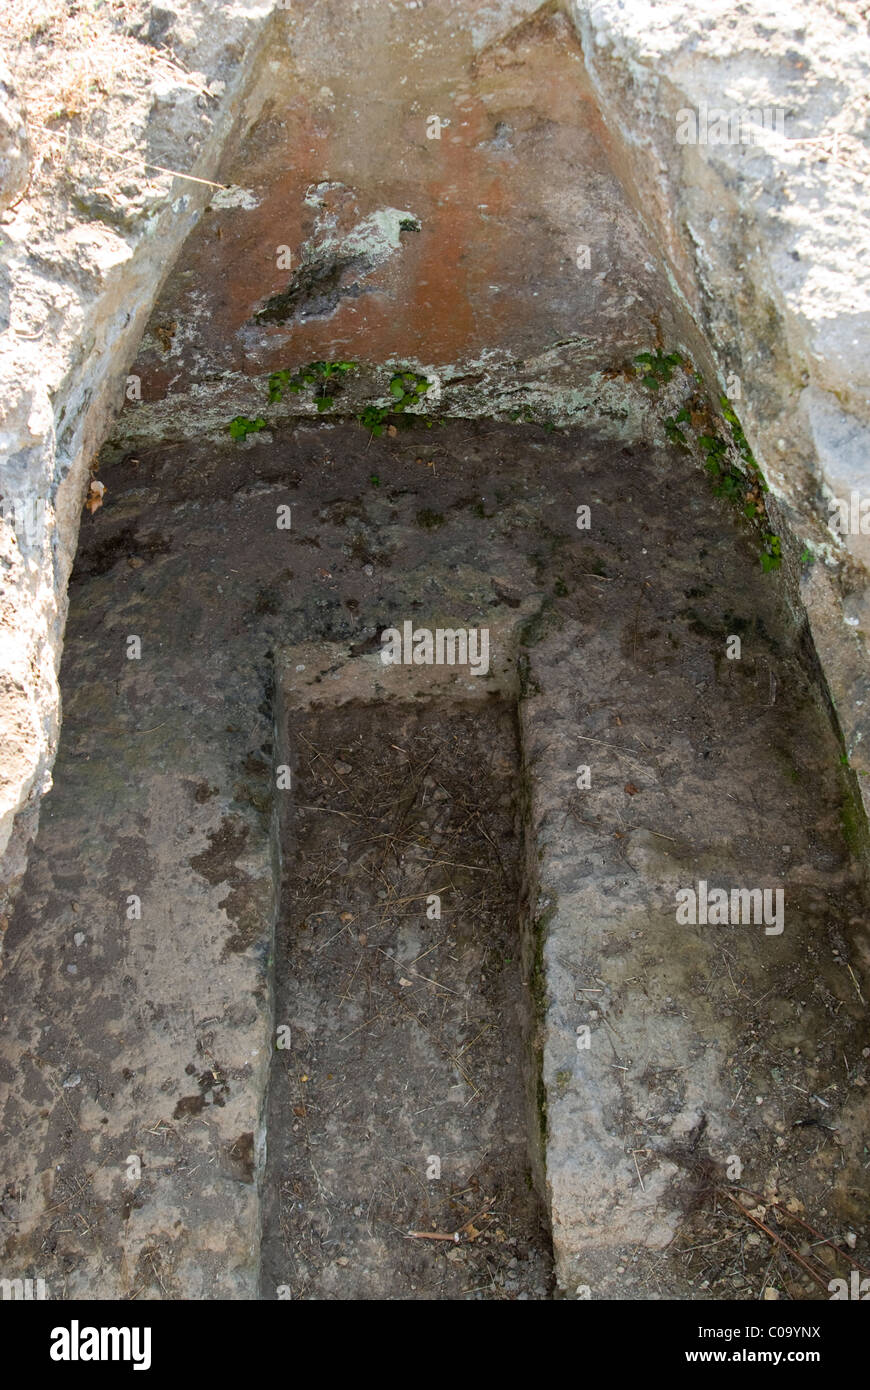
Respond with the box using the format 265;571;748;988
261;701;552;1299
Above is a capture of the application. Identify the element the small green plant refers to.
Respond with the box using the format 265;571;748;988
800;545;814;566
358;369;430;436
664;405;691;448
720;396;766;485
641;350;781;574
359;404;391;437
228;415;266;439
267;370;291;402
836;751;866;775
268;360;356;408
389;370;430;411
698;431;747;502
761;533;782;572
634;349;684;390
370;473;380;487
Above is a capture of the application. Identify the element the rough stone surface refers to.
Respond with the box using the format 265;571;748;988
119;0;679;447
0;1;274;926
0;60;28;213
519;471;868;1295
4;0;870;926
1;0;870;1302
570;0;870;791
0;420;866;1298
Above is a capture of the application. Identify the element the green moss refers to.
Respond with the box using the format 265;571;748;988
536;1069;548;1150
529;899;558;1155
761;533;782;573
518;599;562;649
633;348;684;389
720;396;766;484
516;652;541;699
635;347;780;572
529;899;557;1012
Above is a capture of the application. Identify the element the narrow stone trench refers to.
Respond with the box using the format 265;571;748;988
1;419;867;1300
262;701;551;1300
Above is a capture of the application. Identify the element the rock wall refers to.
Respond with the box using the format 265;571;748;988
1;0;869;922
569;0;870;786
0;2;275;928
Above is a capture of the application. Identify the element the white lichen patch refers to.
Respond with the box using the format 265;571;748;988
209;184;260;210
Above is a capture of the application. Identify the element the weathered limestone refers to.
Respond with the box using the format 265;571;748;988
1;0;869;1301
569;0;870;792
0;2;275;926
0;60;28;214
3;0;869;929
2;421;865;1298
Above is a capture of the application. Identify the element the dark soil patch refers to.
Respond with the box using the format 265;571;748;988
260;700;553;1299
